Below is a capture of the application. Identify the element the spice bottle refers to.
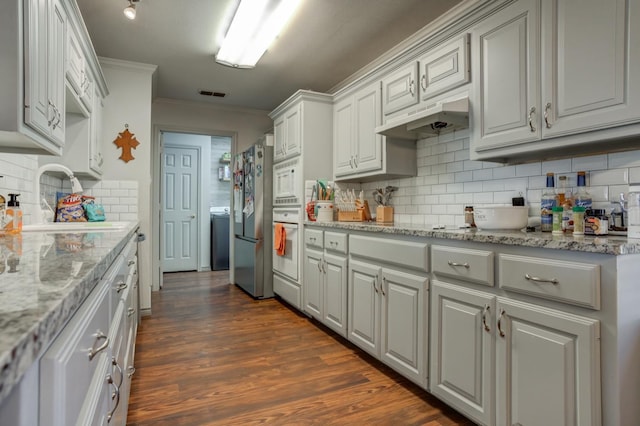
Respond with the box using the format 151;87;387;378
541;173;556;232
552;206;564;234
464;206;476;228
574;171;592;209
4;194;22;235
572;206;586;235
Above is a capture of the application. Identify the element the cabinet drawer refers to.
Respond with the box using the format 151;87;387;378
304;228;324;249
324;231;347;254
40;282;111;426
274;274;301;310
350;235;428;272
499;254;600;309
432;245;494;286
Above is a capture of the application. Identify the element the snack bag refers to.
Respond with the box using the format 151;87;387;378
55;193;87;222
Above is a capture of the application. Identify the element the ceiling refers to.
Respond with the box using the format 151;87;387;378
76;0;462;112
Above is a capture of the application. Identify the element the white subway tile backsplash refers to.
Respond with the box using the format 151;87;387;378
492;165;516;179
590;168;629;186
472;168;493;181
463;160;483;171
438;173;455;184
630;167;640;183
571;154;608;171
463;181;483;193
455;171;473;183
482;181;505;192
515;163;542;177
473;192;494;204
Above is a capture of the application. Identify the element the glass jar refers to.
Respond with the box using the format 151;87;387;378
584;209;608;236
628;184;640;238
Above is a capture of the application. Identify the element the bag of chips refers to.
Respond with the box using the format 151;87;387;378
82;196;106;222
55;192;87;222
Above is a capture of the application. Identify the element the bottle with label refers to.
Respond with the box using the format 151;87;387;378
556;175;573;232
540;173;556;232
628;184;640;238
0;193;5;236
574;171;592;209
4;194;22;234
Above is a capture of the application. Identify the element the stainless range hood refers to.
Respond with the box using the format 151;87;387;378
375;97;469;140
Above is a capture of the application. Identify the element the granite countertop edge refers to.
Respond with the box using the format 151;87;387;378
304;221;640;255
0;222;139;405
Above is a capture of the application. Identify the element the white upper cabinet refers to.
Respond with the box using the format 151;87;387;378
471;0;640;161
23;0;67;150
273;103;301;162
418;33;470;102
382;62;419;117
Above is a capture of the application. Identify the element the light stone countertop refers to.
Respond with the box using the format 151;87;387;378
305;220;640;256
0;222;139;405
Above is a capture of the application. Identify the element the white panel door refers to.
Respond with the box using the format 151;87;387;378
430;280;494;426
323;252;348;337
542;0;638;136
48;0;66;146
471;0;540;151
354;81;383;174
24;0;51;139
284;104;301;157
496;297;601;426
303;247;323;319
381;62;419;116
348;259;381;358
380;268;428;387
333;97;354;177
273;115;286;162
162;146;199;272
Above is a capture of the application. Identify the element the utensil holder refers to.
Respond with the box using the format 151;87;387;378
376;206;394;223
316;201;334;222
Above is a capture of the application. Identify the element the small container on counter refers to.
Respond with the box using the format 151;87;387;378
464;206;476;227
572;206;586;235
629;184;640;238
584;209;608;236
552;206;564;234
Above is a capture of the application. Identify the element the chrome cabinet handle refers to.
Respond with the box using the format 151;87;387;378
128;260;135;266
497;309;506;338
115;282;128;293
106;374;120;422
381;277;387;296
373;276;379;294
47;100;54;126
316;261;322;272
88;331;109;360
353;154;358;168
525;273;558;285
128;308;136;317
447;261;470;269
321;260;326;274
528;106;536;132
112;356;124;388
127;366;136;379
409;79;415;96
420;74;427;91
544;102;552;128
349;156;355;169
482;305;491;332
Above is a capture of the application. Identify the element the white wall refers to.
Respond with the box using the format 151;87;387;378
99;57;156;313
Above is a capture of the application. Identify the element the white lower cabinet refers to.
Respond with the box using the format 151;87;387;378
496;297;600;426
303;230;348;337
430;280;494;426
430;280;601;426
348;258;428;389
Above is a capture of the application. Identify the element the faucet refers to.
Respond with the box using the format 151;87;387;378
33;164;83;224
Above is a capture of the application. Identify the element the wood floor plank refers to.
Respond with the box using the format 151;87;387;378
127;271;473;425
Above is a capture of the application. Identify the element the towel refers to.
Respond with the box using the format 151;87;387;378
274;223;286;256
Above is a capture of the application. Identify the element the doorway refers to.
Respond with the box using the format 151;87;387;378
158;131;233;278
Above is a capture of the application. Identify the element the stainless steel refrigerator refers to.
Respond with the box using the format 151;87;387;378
233;138;274;298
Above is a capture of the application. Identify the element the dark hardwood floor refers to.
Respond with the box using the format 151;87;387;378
126;271;473;426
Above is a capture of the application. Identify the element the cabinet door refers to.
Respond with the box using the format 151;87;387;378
323;252;348;337
430;280;495;426
382;62;419;117
303;247;323;319
333;96;355;177
24;0;51;138
89;90;104;175
380;268;428;388
354;81;383;174
496;297;601;426
418;33;471;101
284;104;301;157
471;0;540;152
48;0;66;145
348;259;381;358
541;0;640;137
273;115;286;162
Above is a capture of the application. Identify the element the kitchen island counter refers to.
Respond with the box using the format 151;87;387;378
305;221;640;256
0;222;139;405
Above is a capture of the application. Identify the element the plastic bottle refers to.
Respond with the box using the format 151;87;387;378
574;171;592;209
540;173;556;232
0;193;5;237
4;194;22;234
552;206;564;234
555;175;573;232
573;206;586;235
627;184;640;238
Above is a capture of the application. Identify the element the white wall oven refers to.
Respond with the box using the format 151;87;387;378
272;208;303;308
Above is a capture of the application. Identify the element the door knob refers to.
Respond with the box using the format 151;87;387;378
190;215;196;219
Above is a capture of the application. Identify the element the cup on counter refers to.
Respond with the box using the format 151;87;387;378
316;201;334;222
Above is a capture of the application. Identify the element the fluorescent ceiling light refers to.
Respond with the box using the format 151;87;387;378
216;0;302;69
124;1;136;20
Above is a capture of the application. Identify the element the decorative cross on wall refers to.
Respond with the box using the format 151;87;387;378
113;125;140;163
